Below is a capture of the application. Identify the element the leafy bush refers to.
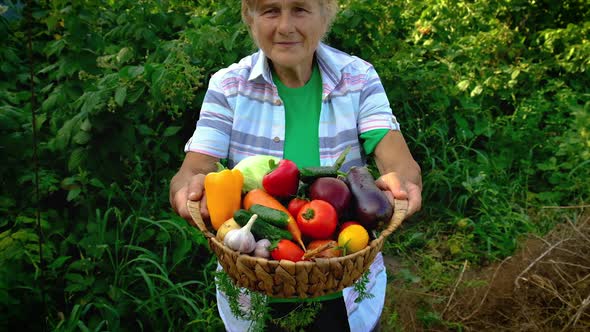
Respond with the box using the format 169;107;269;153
330;0;589;263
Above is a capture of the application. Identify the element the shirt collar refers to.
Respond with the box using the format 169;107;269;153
248;50;273;83
315;43;356;97
248;43;356;96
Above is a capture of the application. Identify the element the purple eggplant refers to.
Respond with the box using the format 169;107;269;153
346;166;393;229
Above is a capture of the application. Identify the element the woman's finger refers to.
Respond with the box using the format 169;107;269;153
200;193;210;220
376;172;408;200
405;183;422;217
173;186;195;224
188;173;206;201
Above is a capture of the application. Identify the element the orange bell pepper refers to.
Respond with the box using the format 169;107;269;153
204;165;244;230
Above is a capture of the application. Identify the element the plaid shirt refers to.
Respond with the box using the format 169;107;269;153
185;43;400;170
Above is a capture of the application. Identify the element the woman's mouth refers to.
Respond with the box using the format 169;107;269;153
275;41;299;47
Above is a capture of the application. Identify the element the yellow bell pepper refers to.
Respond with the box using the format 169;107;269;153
204;165;244;230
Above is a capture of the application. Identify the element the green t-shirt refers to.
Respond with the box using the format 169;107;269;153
273;64;322;168
360;128;389;155
273;63;388;169
270;63;388;303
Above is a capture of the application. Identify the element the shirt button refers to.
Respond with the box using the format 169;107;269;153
274;99;282;106
273;136;280;143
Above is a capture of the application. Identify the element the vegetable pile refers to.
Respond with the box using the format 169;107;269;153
206;149;394;262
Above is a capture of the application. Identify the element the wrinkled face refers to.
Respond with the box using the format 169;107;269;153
247;0;327;72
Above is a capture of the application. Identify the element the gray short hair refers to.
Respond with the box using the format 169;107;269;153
241;0;339;31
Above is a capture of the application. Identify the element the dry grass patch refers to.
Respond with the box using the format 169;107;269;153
384;211;590;331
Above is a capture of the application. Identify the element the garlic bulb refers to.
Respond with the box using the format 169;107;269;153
216;218;241;241
224;214;258;254
253;239;271;258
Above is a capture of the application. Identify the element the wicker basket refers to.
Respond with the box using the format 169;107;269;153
187;199;408;299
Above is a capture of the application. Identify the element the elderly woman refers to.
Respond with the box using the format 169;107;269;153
170;0;422;330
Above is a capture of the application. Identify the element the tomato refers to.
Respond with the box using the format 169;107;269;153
287;197;309;218
296;200;338;240
270;239;305;262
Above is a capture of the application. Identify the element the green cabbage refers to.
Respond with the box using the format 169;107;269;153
233;155;280;193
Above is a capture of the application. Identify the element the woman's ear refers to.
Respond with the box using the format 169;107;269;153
244;15;253;26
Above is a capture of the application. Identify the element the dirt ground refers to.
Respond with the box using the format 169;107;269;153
383;210;590;331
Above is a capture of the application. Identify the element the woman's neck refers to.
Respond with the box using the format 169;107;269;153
271;59;314;88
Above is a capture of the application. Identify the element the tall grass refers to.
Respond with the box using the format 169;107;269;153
45;208;223;331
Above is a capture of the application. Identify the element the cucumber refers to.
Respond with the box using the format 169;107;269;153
248;204;289;228
299;166;339;183
233;209;293;241
299;146;351;183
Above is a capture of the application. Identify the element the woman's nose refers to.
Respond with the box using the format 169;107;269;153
277;11;295;35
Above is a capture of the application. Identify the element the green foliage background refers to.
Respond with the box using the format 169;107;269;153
1;0;588;330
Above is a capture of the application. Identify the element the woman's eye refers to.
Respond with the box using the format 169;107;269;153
262;8;279;16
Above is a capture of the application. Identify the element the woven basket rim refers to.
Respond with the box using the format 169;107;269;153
187;198;408;297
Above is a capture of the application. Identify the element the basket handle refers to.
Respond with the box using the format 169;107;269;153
377;199;409;240
186;200;215;239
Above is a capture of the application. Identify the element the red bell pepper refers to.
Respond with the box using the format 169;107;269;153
262;159;300;199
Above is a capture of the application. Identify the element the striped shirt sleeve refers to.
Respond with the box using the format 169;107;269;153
184;71;233;158
357;65;400;134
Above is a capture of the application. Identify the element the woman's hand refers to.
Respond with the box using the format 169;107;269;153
169;152;219;226
169;173;210;226
373;130;423;218
375;172;422;217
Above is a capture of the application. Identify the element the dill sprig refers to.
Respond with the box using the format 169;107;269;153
271;302;322;332
214;270;271;331
353;271;375;303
